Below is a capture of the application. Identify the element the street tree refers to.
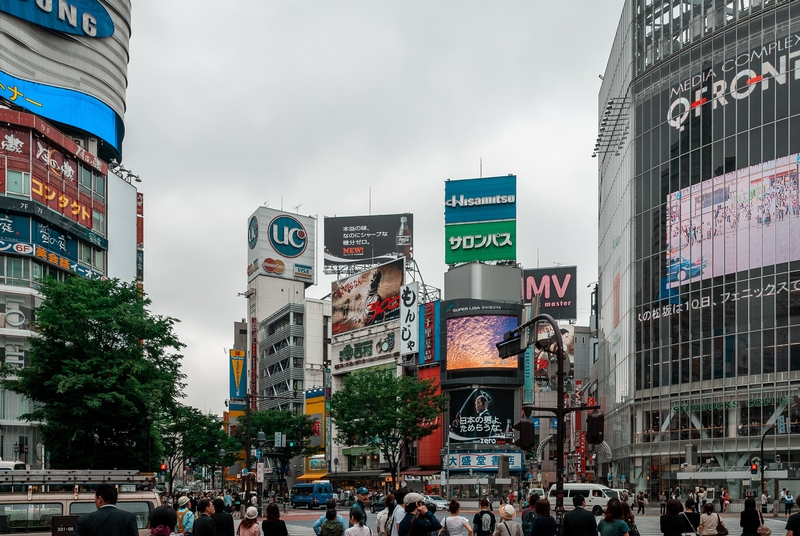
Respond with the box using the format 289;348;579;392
161;405;239;493
232;409;316;491
1;277;185;470
329;368;447;488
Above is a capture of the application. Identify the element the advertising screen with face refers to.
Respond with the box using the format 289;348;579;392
665;153;800;288
447;387;514;444
532;324;575;393
445;315;518;371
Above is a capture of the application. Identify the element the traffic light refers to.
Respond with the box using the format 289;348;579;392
751;463;758;475
159;463;167;472
587;411;605;445
496;330;522;359
287;440;295;448
512;419;535;450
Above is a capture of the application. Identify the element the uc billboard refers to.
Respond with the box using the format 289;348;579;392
247;207;317;286
444;176;516;264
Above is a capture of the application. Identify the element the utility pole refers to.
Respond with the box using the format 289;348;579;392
497;313;599;536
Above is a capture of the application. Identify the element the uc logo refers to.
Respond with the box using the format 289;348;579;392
248;216;259;249
268;215;307;258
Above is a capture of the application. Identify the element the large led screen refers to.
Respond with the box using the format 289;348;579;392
666;152;800;288
331;258;404;335
446;315;518;370
448;387;514;444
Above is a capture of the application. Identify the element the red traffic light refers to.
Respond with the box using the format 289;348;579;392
159;463;167;471
751;463;758;474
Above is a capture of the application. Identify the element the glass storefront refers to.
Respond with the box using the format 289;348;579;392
599;0;800;497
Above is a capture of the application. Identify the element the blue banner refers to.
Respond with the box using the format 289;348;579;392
0;0;114;38
444;176;516;224
524;346;534;405
229;350;247;409
0;69;123;155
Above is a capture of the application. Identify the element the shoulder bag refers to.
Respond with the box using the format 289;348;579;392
757;511;772;535
715;513;729;536
680;512;699;536
439;517;451;536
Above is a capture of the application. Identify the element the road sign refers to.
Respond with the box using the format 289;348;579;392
275;432;282;446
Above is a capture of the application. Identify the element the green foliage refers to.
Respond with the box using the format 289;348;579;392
329;368;447;485
1;277;185;470
231;409;316;484
161;405;239;493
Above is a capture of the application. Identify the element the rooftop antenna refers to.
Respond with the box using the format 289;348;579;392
281;197;283;211
293;204;302;214
263;200;269;207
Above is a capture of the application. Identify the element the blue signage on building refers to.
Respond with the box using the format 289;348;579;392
0;69;123;156
0;0;114;38
444;176;517;224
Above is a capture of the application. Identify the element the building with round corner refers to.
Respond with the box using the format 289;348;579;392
597;0;800;500
0;1;140;464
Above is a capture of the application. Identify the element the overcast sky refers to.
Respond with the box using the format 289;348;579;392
121;1;624;415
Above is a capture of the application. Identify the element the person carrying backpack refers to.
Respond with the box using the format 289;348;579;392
321;509;346;536
472;499;495;536
520;494;537;536
176;496;195;536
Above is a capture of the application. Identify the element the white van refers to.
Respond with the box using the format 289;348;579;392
611;489;634;505
547;483;616;516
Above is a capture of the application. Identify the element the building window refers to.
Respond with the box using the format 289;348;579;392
93;174;105;199
93;249;105;272
6;171;30;198
79;243;92;265
294;313;304;325
7;257;29;282
79;166;92;193
92;211;105;235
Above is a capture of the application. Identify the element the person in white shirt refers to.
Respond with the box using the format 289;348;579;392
440;500;473;536
376;495;397;536
391;489;408;536
345;508;371;536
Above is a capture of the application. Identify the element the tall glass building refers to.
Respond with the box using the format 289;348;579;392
598;0;800;498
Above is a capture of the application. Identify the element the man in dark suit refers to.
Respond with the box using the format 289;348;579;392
193;498;217;536
211;498;234;536
562;494;597;536
74;483;138;536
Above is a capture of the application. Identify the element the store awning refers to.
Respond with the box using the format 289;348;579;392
342;447;379;456
401;470;440;477
329;470;385;480
296;473;329;482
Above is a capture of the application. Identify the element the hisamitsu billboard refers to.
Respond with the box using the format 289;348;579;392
444;176;516;224
522;266;577;320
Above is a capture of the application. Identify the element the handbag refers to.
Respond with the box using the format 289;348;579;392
628;520;641;536
758;511;772;535
439;518;451;536
716;513;729;536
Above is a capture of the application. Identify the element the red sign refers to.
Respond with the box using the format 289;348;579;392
31;177;92;228
136;193;144;216
136;217;144;249
263;258;285;274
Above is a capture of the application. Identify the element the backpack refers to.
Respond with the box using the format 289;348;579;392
321;519;344;536
521;508;536;536
176;509;191;534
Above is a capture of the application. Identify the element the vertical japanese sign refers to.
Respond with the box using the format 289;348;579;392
256;462;264;483
229;350;246;410
400;282;419;357
419;300;440;365
136;192;144;283
523;346;534;405
251;317;258;409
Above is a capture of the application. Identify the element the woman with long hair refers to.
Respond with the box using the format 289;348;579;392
660;499;684;536
597;498;630;536
440;500;473;536
260;503;288;536
620;500;637;534
398;493;442;536
529;501;555;536
740;497;761;536
149;506;177;536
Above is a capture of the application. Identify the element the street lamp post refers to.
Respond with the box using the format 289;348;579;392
760;423;777;501
220;449;227;491
497;314;599;536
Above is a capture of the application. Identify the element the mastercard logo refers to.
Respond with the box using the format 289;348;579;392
263;258;286;274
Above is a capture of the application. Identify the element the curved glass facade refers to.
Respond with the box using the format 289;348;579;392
599;0;800;498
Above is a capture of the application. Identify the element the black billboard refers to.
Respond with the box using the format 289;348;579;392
522;266;577;320
447;387;515;445
324;214;413;266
